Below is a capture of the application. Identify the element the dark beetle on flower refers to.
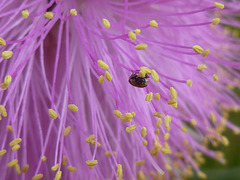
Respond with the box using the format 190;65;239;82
129;72;149;88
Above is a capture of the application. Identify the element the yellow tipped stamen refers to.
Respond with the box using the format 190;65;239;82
14;163;21;174
128;31;136;40
1;82;8;90
193;45;203;54
151;70;159;82
154;129;160;135
197;64;207;71
70;9;77;16
153;112;163;118
0;105;7;117
137;171;146;180
51;163;59;171
97;60;109;70
48;109;58;119
54;171;62;180
8;159;18;167
202;49;210;57
132;112;136;117
120;115;132;122
215;2;224;9
68;104;78;112
164;133;170;141
32;174;43;180
98;75;105;84
210;112;217;122
105;151;116;156
145;92;153;101
102;18;110;28
141;127;147;137
22;164;29;173
113;110;122;118
12;144;21;151
197;171;207;179
125;112;133;119
136;160;145;166
135;43;148;50
165;164;172;171
213;74;219;81
0;149;7;156
126;124;137;133
9;138;22;147
0;115;2;120
86;134;95;143
117;164;123;179
4;75;12;85
168;99;177;105
142;140;148;146
221;136;229;146
0;37;6;46
212;18;220;25
170;87;177;99
62;156;67;166
140;66;152;74
64;126;71;136
86;160;98;167
165;115;172;128
190;119;197;126
139;69;146;78
150;20;158;27
91;140;101;147
1;50;13;59
41;156;47;161
134;29;141;34
181;126;188;133
166;126;170;132
22;10;29;18
105;71;112;81
186;79;193;87
44;12;54;19
154;93;160;100
68;166;77;172
156;118;162;127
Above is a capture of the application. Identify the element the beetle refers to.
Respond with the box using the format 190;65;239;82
129;71;149;88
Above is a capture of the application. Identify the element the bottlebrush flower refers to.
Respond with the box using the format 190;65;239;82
0;0;240;179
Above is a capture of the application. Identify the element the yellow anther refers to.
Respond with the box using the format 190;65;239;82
41;156;47;161
156;118;162;127
1;51;13;59
153;112;163;118
170;87;177;99
105;151;116;156
105;71;112;81
164;133;170;141
210;112;216;122
125;112;133;119
117;164;123;179
142;140;148;146
102;18;110;28
126;124;137;133
168;99;177;105
135;43;148;50
1;83;8;90
166;126;170;132
213;74;219;81
0;105;7;117
165;164;172;171
141;127;147;137
140;66;151;74
171;101;178;108
4;75;12;85
64;126;71;136
181;126;188;133
86;134;95;143
22;164;29;173
97;60;109;70
51;163;59;171
128;31;136;40
49;109;58;119
44;12;54;19
113;110;122;118
12;144;21;151
68;165;77;172
0;149;7;156
70;9;77;16
197;171;207;179
139;69;146;78
186;79;193;87
154;129;160;134
91;140;101;147
215;2;224;9
86;160;98;167
154;93;160;100
54;171;62;180
62;156;67;166
68;104;78;112
131;112;136;117
193;45;203;54
233;128;239;135
190;119;197;126
212;18;220;25
150;146;160;156
9;138;22;147
164;115;172;128
22;10;29;18
134;29;141;34
145;92;153;101
151;70;159;82
149;20;158;27
137;171;146;180
0;37;6;46
121;115;132;122
202;49;210;57
136;160;145;166
98;75;105;84
197;64;207;71
32;174;43;180
8;159;18;167
221;136;229;146
14;163;21;174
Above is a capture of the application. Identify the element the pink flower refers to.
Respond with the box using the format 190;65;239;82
0;0;239;179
